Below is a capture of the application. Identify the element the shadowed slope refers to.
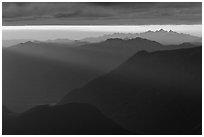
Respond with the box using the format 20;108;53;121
3;103;132;135
2;48;100;112
59;47;202;134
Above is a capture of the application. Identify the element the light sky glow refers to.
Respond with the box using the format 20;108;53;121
3;25;202;40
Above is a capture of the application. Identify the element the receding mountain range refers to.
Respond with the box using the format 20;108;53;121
3;29;202;48
2;35;202;134
3;37;200;113
82;29;201;45
2;39;34;47
2;39;89;48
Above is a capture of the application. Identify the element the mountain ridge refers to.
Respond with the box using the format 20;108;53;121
82;29;201;45
59;46;202;134
3;30;201;48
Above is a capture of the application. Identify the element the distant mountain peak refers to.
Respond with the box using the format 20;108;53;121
81;29;201;45
156;29;167;32
23;41;33;44
169;30;174;33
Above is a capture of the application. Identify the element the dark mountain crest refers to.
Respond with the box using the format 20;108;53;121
104;37;162;45
17;41;41;46
106;38;124;41
21;41;33;44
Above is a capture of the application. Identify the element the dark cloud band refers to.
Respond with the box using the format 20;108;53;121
2;2;202;26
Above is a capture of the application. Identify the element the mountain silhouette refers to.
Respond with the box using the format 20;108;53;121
3;103;132;135
80;37;199;53
3;39;33;47
3;38;200;113
45;39;89;45
59;46;202;135
82;30;201;45
3;39;88;48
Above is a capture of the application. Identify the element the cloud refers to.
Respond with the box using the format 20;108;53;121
2;2;202;25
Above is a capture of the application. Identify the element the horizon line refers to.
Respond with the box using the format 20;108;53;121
3;25;202;40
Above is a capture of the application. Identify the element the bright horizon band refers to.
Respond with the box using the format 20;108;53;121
3;25;202;40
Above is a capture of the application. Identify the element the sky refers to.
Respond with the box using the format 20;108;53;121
2;2;202;25
2;2;202;40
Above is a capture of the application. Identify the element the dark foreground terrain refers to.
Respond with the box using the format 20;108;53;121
3;103;132;135
59;46;202;135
